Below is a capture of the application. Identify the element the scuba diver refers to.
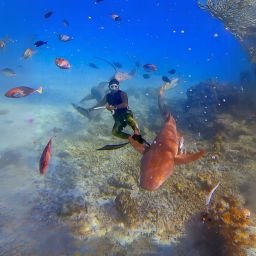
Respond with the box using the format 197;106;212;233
79;57;137;105
79;69;137;105
72;78;149;147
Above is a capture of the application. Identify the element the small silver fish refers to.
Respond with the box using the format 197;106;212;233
178;136;185;154
58;34;73;42
205;182;220;206
23;48;34;59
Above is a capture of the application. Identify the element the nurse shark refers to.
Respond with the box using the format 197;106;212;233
129;82;205;191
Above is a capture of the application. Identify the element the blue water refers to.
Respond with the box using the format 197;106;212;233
0;0;252;90
0;1;255;255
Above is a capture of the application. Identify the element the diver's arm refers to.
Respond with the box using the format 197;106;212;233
115;91;128;109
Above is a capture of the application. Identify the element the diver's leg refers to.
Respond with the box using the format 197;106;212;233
112;120;130;139
127;115;150;146
127;115;140;134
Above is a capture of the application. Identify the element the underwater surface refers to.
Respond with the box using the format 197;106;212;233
0;0;256;255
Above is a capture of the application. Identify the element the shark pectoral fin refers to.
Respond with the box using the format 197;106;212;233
128;136;147;154
174;149;205;165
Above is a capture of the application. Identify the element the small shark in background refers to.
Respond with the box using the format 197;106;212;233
129;81;205;191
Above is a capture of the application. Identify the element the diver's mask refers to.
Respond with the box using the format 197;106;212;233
109;84;119;91
109;78;120;92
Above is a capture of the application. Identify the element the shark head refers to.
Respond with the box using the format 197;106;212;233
140;148;175;191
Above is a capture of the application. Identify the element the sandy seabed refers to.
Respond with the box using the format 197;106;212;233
0;90;256;256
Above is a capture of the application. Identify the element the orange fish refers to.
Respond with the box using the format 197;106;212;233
129;86;205;191
39;138;52;175
55;57;71;69
5;86;42;98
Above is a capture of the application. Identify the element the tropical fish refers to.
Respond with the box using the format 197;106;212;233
89;62;99;69
128;86;204;191
0;40;6;48
95;0;104;3
0;36;14;48
143;63;157;72
55;57;71;69
168;69;176;75
63;19;69;27
162;76;171;83
39;138;52;175
34;40;47;47
5;86;42;98
23;48;34;59
44;11;53;19
114;68;136;81
58;34;73;42
111;14;121;22
1;68;16;77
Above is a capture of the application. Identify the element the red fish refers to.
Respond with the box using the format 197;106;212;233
39;138;52;175
55;57;71;69
5;86;42;98
129;86;205;191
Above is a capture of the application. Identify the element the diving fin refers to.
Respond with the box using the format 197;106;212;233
97;142;129;150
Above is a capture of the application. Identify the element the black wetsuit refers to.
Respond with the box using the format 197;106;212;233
106;90;139;139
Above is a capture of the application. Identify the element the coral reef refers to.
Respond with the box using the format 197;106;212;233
198;0;256;63
172;193;256;256
201;195;256;255
178;78;256;141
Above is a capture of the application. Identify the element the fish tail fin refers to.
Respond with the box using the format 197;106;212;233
174;149;205;165
37;86;43;94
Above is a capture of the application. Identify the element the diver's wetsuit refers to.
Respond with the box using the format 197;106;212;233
106;90;139;139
